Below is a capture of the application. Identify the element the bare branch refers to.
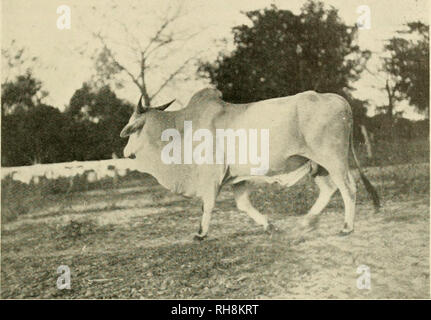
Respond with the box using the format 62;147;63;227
94;32;143;92
139;52;151;106
90;2;200;107
146;28;205;59
115;19;143;53
150;54;199;100
142;4;184;56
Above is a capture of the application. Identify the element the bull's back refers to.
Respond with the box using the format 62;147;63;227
221;91;352;176
234;91;352;142
218;95;302;176
294;92;353;166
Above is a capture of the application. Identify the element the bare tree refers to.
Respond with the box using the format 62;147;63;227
384;79;398;120
89;1;203;106
1;40;40;83
365;64;399;121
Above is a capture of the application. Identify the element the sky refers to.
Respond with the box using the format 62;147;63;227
1;0;429;119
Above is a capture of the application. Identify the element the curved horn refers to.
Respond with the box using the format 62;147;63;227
154;99;176;111
136;95;147;114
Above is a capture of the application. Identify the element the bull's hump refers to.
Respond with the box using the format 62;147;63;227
186;88;223;107
181;88;225;124
294;90;320;103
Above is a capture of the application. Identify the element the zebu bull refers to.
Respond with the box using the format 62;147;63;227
120;88;380;239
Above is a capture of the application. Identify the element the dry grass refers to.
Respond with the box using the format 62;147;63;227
1;163;429;299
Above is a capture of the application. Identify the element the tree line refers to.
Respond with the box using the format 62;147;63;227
1;1;428;167
1;78;133;166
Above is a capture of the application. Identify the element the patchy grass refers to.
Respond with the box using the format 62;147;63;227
1;171;156;223
2;138;427;224
355;138;429;168
1;163;429;299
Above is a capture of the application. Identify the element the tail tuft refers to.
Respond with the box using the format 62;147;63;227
350;127;381;213
359;173;380;212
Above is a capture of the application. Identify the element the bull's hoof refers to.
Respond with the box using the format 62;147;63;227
300;215;320;230
293;236;306;245
264;223;282;235
338;229;354;236
193;233;207;241
299;216;320;235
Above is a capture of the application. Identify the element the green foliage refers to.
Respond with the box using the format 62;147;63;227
1;104;71;165
1;74;133;166
66;82;134;160
369;114;429;142
349;97;370;143
199;1;370;103
1;71;47;115
383;21;429;114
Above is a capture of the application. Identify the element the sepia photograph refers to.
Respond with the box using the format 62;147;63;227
1;0;429;302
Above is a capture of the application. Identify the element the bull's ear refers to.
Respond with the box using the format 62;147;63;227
154;99;176;111
120;117;146;138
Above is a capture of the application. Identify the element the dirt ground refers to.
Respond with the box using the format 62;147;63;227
1;163;429;299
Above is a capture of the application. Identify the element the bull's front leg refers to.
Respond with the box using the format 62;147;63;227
194;192;216;241
233;181;272;232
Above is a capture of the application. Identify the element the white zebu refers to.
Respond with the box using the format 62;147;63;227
120;88;380;239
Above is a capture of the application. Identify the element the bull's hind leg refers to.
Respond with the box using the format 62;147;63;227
300;173;337;229
328;168;357;235
194;189;217;241
233;182;270;231
306;157;357;235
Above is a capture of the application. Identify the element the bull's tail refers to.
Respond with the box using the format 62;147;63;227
350;131;380;212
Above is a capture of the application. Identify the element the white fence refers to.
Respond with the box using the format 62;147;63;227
1;159;145;184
